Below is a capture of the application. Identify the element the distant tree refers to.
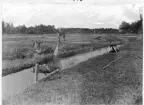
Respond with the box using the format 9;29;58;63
2;21;5;34
20;25;27;34
130;20;142;33
119;21;131;33
119;19;143;34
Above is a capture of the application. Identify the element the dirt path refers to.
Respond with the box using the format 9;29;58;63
3;39;142;105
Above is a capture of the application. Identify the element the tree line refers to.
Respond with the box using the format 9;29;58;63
2;19;143;35
2;21;119;34
60;28;119;34
2;21;56;34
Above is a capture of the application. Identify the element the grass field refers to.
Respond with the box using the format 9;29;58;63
2;33;137;76
3;34;142;105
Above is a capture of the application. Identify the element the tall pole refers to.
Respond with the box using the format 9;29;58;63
139;7;143;21
138;6;143;34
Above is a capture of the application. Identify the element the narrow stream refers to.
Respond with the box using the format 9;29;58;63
2;45;121;99
2;68;47;99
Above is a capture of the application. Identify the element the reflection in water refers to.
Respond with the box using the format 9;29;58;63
2;68;47;99
2;45;121;99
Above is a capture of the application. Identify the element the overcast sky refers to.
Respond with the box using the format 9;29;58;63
1;0;144;29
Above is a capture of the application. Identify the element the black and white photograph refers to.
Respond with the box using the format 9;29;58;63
1;0;143;105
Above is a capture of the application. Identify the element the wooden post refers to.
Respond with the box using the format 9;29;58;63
35;63;39;82
33;41;42;82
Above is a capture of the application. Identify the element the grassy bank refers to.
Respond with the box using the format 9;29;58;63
3;37;142;105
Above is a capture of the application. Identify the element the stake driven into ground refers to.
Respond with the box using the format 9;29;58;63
3;36;142;105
